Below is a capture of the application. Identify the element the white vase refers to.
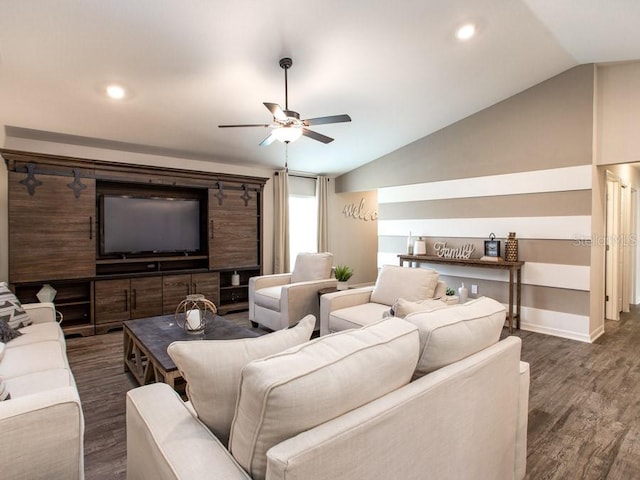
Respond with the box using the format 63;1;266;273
337;281;349;290
458;283;468;303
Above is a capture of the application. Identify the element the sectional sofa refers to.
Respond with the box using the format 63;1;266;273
127;298;529;480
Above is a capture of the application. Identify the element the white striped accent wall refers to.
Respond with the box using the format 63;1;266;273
377;166;594;342
378;165;592;203
378;216;591;240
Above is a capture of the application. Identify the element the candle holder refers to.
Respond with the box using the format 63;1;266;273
174;294;217;334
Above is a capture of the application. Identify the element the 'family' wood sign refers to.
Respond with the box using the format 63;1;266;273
434;241;475;259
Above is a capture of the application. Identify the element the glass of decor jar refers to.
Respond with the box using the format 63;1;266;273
174;294;217;334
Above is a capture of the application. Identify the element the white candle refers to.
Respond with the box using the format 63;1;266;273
186;309;201;330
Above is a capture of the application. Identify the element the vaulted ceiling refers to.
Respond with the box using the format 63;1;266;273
1;1;639;175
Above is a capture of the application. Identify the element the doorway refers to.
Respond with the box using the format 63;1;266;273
605;172;621;320
605;170;637;320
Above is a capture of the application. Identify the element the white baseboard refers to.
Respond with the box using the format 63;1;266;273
520;322;593;343
512;306;594;343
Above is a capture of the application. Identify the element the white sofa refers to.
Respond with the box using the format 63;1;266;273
126;297;529;480
0;302;84;480
320;264;446;335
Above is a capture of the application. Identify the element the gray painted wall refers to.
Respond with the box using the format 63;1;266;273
336;64;594;192
327;185;378;286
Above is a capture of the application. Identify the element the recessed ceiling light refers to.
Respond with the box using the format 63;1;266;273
456;23;476;41
105;84;127;100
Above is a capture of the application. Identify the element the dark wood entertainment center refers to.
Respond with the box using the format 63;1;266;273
2;149;268;336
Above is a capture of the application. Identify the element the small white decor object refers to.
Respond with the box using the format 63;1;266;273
186;309;201;330
174;294;217;334
407;231;414;255
337;281;349;291
458;283;468;304
231;271;240;286
413;237;426;255
37;284;57;303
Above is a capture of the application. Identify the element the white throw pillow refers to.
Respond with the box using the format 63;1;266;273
391;297;448;318
290;252;333;283
229;317;419;480
167;314;315;446
403;296;506;378
370;265;439;306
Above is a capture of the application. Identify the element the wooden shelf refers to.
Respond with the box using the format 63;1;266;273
220;284;249;291
60;323;95;337
96;255;208;265
217;268;259;313
397;254;523;269
218;301;249;315
56;300;91;307
398;254;524;333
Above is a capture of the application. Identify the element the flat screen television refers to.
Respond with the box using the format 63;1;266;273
100;195;202;256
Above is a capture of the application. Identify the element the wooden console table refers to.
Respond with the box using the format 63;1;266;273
398;255;524;333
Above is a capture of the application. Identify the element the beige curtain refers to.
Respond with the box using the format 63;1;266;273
273;170;290;273
316;176;329;252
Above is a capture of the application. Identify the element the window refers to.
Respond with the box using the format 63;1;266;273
288;176;318;268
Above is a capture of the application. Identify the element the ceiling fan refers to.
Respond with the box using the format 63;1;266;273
218;57;351;146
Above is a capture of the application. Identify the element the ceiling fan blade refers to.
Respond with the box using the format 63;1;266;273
303;114;352;126
264;102;287;122
302;128;334;144
218;123;270;128
259;134;277;146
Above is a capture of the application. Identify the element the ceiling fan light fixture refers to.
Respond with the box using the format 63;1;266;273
105;84;127;99
456;23;476;41
272;126;302;143
218;57;350;145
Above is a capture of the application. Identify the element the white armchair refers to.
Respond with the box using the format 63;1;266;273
320;264;446;335
249;252;338;330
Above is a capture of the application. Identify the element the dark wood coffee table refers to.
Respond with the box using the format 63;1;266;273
123;313;266;390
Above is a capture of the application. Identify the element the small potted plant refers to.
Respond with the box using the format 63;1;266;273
334;264;354;290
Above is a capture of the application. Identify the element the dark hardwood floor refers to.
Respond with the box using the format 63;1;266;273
512;310;640;480
66;311;640;480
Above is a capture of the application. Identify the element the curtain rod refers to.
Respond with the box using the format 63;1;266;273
274;170;332;180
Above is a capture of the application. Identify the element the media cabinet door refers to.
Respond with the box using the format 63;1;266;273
94;278;130;324
130;277;163;319
162;274;192;314
208;189;259;269
8;172;96;283
191;272;220;306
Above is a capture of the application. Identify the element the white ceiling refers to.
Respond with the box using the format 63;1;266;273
1;1;639;176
